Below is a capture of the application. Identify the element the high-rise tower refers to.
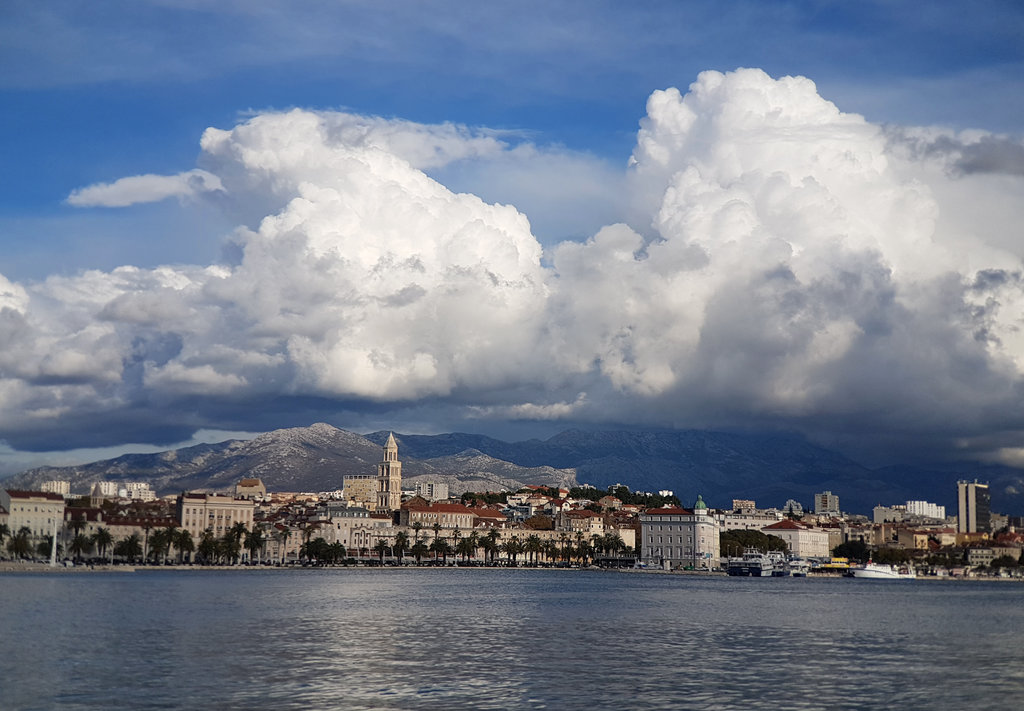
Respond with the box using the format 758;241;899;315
376;432;403;512
957;480;990;533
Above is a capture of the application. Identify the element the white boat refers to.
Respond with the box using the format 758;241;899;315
849;561;916;580
727;548;778;577
788;558;810;577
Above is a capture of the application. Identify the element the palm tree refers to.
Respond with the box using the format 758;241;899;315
115;534;143;563
412;521;423;543
430;537;453;565
393;531;410;565
467;531;480;563
245;527;265;565
525;534;542;566
0;523;9;553
7;526;31;559
484;528;501;565
174;529;194;564
431;522;441;545
276;527;291;565
69;533;93;562
411;540;429;565
558;533;569;563
148;528;170;564
502;535;523;566
373;538;390;564
92;527;114;563
162;523;179;563
220;531;241;565
198;529;218;564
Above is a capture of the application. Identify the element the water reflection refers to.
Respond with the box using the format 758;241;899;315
1;569;1022;710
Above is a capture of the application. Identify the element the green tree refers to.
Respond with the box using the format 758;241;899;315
148;528;171;564
69;533;93;562
245;527;265;564
373;539;390;564
430;537;453;565
174;529;194;564
197;529;218;564
393;531;410;565
832;539;870;563
525;534;543;565
115;534;143;563
720;529;789;557
7;526;32;559
411;540;429;565
276;527;292;565
92;527;114;563
502;535;523;566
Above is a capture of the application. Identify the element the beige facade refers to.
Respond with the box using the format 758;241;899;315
640;501;720;570
761;519;831;558
376;433;402;512
177;493;255;542
234;478;267;500
557;510;606;536
344;475;378;511
400;502;476;530
1;489;66;543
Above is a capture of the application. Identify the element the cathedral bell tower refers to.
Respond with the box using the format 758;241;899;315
376;432;403;512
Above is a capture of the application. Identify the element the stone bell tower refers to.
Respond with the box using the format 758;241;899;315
376;432;403;512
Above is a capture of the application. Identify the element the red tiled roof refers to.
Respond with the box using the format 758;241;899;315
763;519;808;530
642;507;694;516
5;489;65;501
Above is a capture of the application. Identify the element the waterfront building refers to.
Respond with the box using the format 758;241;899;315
761;519;830;558
1;489;65;543
176;493;255;544
814;491;840;515
376;433;403;512
639;496;720;570
399;501;476;530
41;480;71;496
957;480;991;534
414;481;449;502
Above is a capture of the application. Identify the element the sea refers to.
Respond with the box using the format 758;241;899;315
1;568;1022;710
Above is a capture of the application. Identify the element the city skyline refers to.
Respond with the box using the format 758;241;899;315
2;2;1024;480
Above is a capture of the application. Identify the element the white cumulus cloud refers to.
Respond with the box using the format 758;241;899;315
3;68;1024;465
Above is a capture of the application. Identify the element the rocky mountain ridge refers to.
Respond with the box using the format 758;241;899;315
5;424;1024;514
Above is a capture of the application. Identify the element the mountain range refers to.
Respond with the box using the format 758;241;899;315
5;423;1024;515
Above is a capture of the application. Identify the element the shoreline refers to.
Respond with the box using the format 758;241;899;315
2;560;1021;581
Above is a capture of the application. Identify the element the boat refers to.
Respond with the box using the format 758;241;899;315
787;557;810;577
727;548;778;577
848;561;916;580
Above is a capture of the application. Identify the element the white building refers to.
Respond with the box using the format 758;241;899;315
906;500;945;520
414;481;449;502
814;491;840;515
1;489;66;543
120;482;155;502
41;480;71;496
640;496;720;570
176;493;255;544
762;519;831;558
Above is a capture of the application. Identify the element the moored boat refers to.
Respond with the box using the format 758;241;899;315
848;561;916;580
727;548;778;577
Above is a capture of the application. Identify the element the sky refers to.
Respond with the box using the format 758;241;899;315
2;0;1024;476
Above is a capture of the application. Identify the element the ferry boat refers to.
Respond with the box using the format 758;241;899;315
787;557;810;577
727;548;778;577
848;561;916;580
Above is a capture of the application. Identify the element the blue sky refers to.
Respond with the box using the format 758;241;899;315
2;1;1024;474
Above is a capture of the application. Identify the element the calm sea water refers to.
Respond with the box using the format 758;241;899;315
1;569;1022;710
